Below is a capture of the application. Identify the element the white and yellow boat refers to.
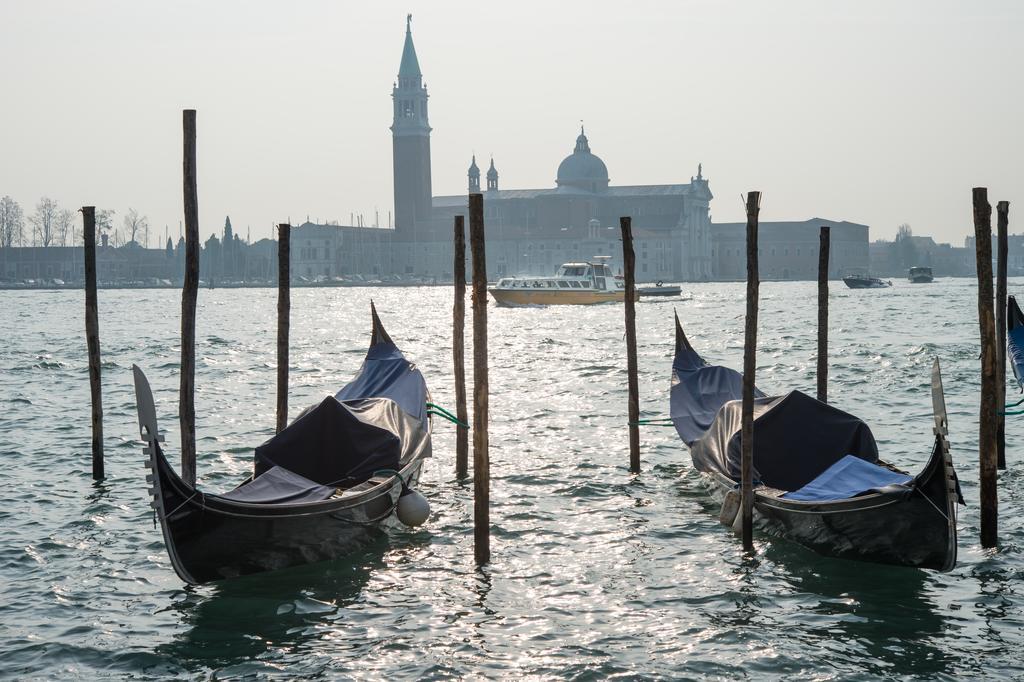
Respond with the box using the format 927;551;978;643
489;258;637;306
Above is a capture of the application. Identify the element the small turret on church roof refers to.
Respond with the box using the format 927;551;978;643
486;157;498;191
468;155;480;192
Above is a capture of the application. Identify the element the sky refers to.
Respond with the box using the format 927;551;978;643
1;0;1021;245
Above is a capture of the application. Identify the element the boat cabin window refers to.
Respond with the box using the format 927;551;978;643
558;281;570;288
580;281;590;288
559;265;588;277
569;281;581;288
595;277;606;290
547;281;556;288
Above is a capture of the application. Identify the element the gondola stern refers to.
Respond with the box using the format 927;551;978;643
672;311;707;371
369;300;396;350
133;364;202;584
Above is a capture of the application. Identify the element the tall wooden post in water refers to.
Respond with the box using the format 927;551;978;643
741;191;761;553
620;216;641;473
276;223;291;434
996;201;1010;470
83;206;104;480
817;226;830;404
180;109;199;487
468;193;490;565
453;215;469;479
973;187;998;548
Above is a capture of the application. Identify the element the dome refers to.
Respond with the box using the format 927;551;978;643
555;128;609;193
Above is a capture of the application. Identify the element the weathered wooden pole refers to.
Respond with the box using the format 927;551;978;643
180;109;199;487
83;206;104;480
973;187;998;548
276;223;290;434
620;216;641;473
817;226;830;404
741;191;761;553
453;215;469;479
996;201;1009;470
468;193;490;565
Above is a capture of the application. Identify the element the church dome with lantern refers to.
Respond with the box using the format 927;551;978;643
556;127;609;193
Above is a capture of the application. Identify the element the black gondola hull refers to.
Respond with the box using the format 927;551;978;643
669;312;959;571
149;445;426;584
135;305;433;584
698;439;956;570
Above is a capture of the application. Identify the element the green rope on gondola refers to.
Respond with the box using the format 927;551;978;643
630;417;675;426
426;406;469;428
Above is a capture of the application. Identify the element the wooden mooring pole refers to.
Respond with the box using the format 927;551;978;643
83;206;104;480
180;109;199;487
996;201;1009;470
453;215;469;479
276;223;290;434
741;191;761;553
468;193;490;565
620;216;641;473
972;187;998;548
817;226;830;404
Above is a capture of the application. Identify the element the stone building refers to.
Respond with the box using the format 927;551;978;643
294;17;715;282
709;219;870;281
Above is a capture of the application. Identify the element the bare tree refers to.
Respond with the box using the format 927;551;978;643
0;196;25;248
56;209;75;246
29;197;59;247
123;207;148;246
96;208;116;246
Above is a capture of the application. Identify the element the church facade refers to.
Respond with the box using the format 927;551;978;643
388;18;714;281
290;19;868;283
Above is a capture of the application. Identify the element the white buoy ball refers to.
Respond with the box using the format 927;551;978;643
396;488;430;527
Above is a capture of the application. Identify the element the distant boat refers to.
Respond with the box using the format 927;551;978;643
638;281;682;297
908;266;934;283
843;275;892;289
489;257;637;305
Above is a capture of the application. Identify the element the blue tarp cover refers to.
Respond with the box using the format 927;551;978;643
782;455;912;502
336;340;427;425
218;466;335;505
1009;324;1024;391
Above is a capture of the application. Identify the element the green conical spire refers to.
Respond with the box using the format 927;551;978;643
399;14;421;78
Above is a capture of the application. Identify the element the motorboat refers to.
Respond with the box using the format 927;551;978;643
489;257;637;305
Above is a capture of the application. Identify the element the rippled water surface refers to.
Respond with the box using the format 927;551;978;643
1;281;1022;679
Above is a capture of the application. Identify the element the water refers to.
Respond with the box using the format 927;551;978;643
0;281;1022;679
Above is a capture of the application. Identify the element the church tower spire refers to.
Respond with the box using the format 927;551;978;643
391;14;432;237
486;157;499;191
468;155;480;192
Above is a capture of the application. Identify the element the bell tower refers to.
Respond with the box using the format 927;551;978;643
391;14;432;237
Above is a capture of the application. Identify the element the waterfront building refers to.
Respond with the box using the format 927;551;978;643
709;219;870;281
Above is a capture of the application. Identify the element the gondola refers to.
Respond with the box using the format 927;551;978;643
132;305;432;584
668;313;961;571
1007;295;1024;391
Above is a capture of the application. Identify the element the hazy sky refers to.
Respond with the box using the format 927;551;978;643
1;1;1021;245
